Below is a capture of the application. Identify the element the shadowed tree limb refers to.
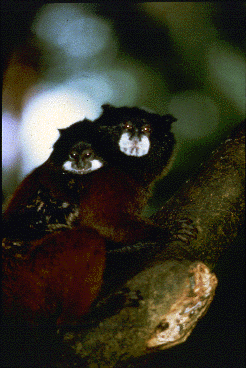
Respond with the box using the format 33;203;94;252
153;119;245;268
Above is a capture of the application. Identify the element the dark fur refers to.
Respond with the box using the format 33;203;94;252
94;104;176;184
2;105;177;328
3;106;176;248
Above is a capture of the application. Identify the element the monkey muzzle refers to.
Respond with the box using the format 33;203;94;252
118;132;150;157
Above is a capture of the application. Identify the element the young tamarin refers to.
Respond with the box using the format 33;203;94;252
2;130;107;325
2;105;180;326
2;123;105;242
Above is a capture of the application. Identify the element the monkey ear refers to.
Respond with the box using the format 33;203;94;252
161;114;177;126
102;104;114;112
58;128;66;136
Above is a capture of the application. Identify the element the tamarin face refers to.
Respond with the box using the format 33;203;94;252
93;104;177;183
62;141;103;174
109;115;152;158
118;119;151;157
47;120;104;175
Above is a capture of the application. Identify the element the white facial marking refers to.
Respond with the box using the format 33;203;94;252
90;159;104;171
63;159;103;174
118;132;150;157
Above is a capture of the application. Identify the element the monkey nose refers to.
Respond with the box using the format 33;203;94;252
79;159;91;170
130;135;139;142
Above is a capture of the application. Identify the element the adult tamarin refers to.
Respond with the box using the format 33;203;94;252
2;105;181;325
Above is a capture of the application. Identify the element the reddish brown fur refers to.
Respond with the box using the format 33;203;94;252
2;161;157;326
2;228;105;325
77;166;152;244
2;108;175;326
3;167;43;222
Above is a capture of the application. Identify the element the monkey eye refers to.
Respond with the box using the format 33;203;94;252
141;124;151;133
83;149;93;158
123;121;133;130
69;150;79;160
